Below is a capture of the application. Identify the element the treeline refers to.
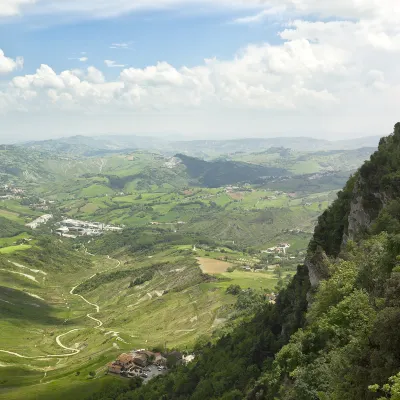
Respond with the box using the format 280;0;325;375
15;236;92;273
0;217;26;239
74;263;166;294
85;228;218;255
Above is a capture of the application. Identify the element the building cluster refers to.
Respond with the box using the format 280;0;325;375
150;221;186;226
55;218;123;238
0;184;25;200
108;350;195;379
25;214;53;229
284;228;308;234
29;199;56;211
225;186;241;193
165;157;181;169
262;243;291;255
108;350;168;377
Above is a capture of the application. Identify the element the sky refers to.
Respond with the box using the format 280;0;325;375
0;0;399;142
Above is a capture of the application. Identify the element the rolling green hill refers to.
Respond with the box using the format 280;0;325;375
81;124;400;400
0;217;26;239
20;134;380;159
0;146;52;186
230;146;376;174
0;130;387;400
176;154;289;187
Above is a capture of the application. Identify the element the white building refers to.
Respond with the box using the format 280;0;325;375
26;214;53;229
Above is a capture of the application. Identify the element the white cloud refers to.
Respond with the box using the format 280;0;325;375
1;0;399;23
110;42;132;50
86;66;105;84
104;60;126;68
69;56;89;62
232;6;287;24
0;0;35;17
3;23;399;116
1;0;400;138
0;49;23;74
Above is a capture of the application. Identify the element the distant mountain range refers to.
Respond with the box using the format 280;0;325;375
20;134;381;159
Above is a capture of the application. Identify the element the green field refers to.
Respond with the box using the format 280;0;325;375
213;270;281;291
0;244;32;254
0;145;362;399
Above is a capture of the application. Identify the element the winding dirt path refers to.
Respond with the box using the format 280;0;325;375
69;255;121;329
0;329;81;359
0;255;121;360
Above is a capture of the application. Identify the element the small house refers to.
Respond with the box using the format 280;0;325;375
116;353;135;369
154;353;167;366
133;353;148;367
108;363;123;374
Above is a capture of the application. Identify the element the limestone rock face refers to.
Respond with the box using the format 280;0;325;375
305;248;330;287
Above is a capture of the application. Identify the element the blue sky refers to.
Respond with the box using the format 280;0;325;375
0;0;399;141
1;8;281;77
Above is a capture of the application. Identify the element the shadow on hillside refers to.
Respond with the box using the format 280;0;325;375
0;286;64;326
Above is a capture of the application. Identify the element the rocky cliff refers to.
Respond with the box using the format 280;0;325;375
306;122;400;287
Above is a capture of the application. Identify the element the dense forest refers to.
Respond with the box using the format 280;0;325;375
86;123;400;400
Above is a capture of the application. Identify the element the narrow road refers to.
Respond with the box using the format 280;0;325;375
87;313;103;328
0;329;81;359
0;255;121;360
70;286;100;313
55;329;81;353
69;255;121;328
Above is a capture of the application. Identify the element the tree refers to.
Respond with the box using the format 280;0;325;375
226;284;241;295
369;373;400;400
129;376;143;390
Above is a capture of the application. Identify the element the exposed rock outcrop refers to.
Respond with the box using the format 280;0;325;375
305;247;330;287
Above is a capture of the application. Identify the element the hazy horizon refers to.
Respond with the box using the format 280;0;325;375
1;1;399;142
0;130;384;146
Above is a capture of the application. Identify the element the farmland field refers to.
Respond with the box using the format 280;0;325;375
0;142;374;400
196;257;232;274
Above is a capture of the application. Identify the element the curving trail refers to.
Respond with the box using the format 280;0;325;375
69;255;121;329
70;286;100;313
0;255;121;361
55;329;81;353
87;313;103;328
0;329;81;359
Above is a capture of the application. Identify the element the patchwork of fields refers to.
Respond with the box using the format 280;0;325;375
0;144;374;400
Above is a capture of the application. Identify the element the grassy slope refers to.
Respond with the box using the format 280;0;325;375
0;148;358;399
1;240;282;400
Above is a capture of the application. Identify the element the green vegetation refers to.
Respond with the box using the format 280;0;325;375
176;153;289;187
0;132;381;399
0;244;32;254
76;123;400;400
0;217;26;238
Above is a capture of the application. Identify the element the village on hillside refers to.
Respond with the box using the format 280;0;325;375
261;243;291;255
55;218;123;238
107;349;194;381
24;214;124;238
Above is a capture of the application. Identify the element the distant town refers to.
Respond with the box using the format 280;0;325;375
55;218;123;238
25;215;123;239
